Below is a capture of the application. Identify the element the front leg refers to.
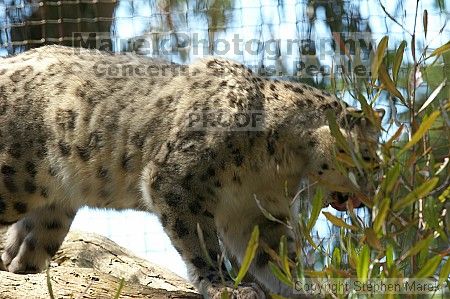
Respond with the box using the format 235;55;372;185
148;180;265;298
220;216;297;298
1;203;77;273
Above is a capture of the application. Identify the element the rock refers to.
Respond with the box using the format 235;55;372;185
0;229;201;299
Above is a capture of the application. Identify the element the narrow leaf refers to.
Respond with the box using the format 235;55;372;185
386;244;394;269
326;110;350;154
357;245;371;283
197;224;216;267
113;278;125;299
439;258;450;285
436;158;449;177
234;226;259;287
430;41;450;57
322;211;358;231
438;184;450;203
423;10;428;38
379;63;405;102
46;267;55;299
279;235;292;280
383;124;404;150
356;92;373;122
373;197;391;234
418;80;446;114
401;235;433;260
399;110;440;155
414;255;442;278
336;152;356;167
307;188;323;232
269;262;293;287
348;239;357;269
254;196;287;226
393;178;439;211
384;163;401;193
371;36;389;81
332;247;341;268
304;231;320;251
392;41;407;82
221;289;230;299
365;228;383;250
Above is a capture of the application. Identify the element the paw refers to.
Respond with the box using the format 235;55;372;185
1;220;49;273
208;283;266;299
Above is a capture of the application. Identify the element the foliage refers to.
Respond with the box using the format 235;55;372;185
234;7;449;299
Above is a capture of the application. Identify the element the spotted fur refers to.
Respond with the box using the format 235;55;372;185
0;46;381;298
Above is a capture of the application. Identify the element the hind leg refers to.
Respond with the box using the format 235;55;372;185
1;203;77;273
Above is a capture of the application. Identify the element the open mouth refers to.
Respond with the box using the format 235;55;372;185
329;192;363;211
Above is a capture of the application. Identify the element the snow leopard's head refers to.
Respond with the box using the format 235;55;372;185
309;106;385;211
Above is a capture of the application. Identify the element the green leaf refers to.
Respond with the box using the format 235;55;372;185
326;110;350;154
372;36;389;81
332;247;341;268
384;163;401;194
414;255;442;278
279;235;292;280
423;10;428;38
269;261;293;287
439;258;450;285
270;294;290;299
418;80;446;114
430;41;450;57
393;178;439;211
384;124;404;151
46;267;55;299
304;230;320;251
401;235;433;260
234;226;259;287
356;92;373;120
392;41;407;82
357;245;371;283
197;223;216;267
379;63;405;102
295;256;305;280
307;188;323;232
418;240;430;267
386;244;394;269
322;211;358;231
438;184;450;203
364;228;383;250
347;239;357;269
113;278;125;299
221;289;230;299
254;196;287;226
373;197;391;234
399;110;440;155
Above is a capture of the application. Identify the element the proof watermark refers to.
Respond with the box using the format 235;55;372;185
185;109;265;131
294;278;448;295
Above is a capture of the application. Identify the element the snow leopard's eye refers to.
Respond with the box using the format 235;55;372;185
341;107;385;130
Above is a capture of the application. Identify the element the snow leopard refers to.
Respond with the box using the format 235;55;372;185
0;46;382;298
